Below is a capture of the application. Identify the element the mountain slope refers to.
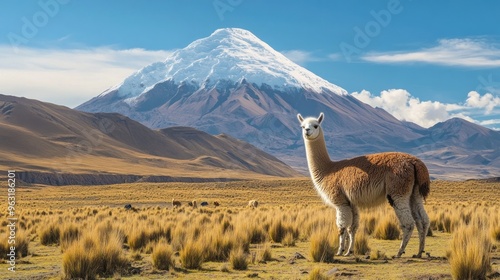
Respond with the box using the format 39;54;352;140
0;94;299;181
77;29;421;161
77;28;499;179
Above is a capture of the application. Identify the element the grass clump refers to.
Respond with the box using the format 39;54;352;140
0;234;9;259
63;243;98;280
63;230;128;280
369;250;387;260
373;217;400;240
39;223;60;245
309;228;335;263
449;222;491;280
229;246;248;270
490;219;500;242
15;230;30;257
0;231;30;258
60;223;80;252
258;243;272;262
180;240;204;269
282;232;296;247
354;230;370;255
309;267;329;280
127;227;148;251
269;219;286;243
152;240;174;270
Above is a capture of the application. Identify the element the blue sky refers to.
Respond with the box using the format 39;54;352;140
1;0;499;129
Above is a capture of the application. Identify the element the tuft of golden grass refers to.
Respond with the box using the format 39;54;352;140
39;222;60;245
180;239;204;269
258;243;272;262
449;222;492;280
490;218;500;242
309;267;329;280
62;243;98;280
15;229;30;258
373;215;400;240
354;230;370;255
127;226;148;251
62;227;128;279
269;219;286;243
363;215;377;236
282;232;296;247
60;223;80;252
0;233;9;259
369;249;387;260
229;246;248;270
201;231;233;262
151;240;174;271
309;227;335;263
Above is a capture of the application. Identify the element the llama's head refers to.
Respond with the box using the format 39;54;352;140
297;112;324;140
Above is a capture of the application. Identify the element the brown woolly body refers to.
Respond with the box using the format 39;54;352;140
314;152;430;208
304;128;430;209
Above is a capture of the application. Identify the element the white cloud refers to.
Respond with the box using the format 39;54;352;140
362;38;500;68
0;45;174;108
465;91;500;113
351;89;500;129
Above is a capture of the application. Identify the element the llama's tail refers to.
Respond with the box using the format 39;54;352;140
413;159;430;200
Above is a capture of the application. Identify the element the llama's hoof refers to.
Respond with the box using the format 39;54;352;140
412;254;422;258
336;249;344;256
343;251;353;256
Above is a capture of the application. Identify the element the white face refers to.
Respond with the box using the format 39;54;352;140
297;113;324;140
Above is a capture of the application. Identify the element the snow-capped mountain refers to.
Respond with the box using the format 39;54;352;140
77;28;499;179
108;28;345;102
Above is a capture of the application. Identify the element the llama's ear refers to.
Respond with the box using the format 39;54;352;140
318;112;324;124
297;113;304;123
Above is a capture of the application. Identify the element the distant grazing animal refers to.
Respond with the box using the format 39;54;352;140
214;201;220;207
172;199;181;208
297;113;430;258
200;201;209;206
248;200;258;208
124;204;132;210
188;200;197;208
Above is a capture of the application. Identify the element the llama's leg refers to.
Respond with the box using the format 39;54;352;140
392;196;415;257
345;205;359;256
410;194;429;258
335;204;353;256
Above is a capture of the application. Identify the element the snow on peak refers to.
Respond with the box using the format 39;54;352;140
114;28;346;99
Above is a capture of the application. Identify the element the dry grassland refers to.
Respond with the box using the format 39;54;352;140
0;178;499;279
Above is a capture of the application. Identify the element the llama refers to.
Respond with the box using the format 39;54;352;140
297;112;430;258
172;199;181;208
248;200;258;208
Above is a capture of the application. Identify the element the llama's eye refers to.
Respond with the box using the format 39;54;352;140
301;126;305;129
313;125;318;129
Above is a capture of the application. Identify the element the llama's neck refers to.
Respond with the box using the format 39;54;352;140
304;130;332;181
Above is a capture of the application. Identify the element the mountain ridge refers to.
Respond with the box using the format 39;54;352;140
0;94;300;183
76;28;500;180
